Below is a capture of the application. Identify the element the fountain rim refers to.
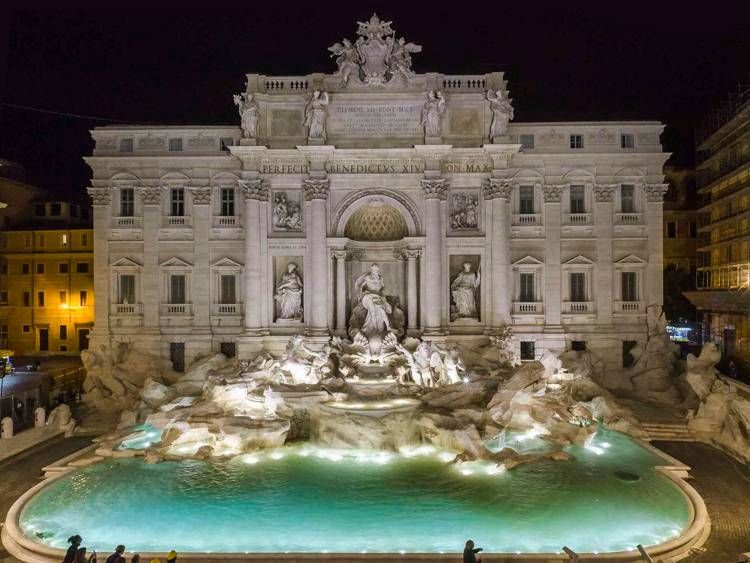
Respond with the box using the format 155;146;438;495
2;438;709;562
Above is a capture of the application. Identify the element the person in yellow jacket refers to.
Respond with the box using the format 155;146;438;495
166;551;177;563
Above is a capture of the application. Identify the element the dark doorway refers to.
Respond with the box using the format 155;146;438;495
571;341;586;351
170;342;185;373
38;328;49;352
78;329;90;351
723;327;736;361
220;342;236;358
623;340;637;368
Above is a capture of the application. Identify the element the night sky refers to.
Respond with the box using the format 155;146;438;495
1;4;749;200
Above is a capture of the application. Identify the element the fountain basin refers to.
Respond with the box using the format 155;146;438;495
4;431;708;561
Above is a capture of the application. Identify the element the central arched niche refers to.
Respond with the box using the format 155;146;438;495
343;202;409;241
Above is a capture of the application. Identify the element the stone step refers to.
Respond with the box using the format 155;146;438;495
640;421;694;441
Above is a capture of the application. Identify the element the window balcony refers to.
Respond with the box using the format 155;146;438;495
160;303;193;316
563;213;592;225
513;302;543;314
162;216;193;228
614;301;643;313
562;301;594;314
114;303;142;315
211;303;242;316
512;213;542;226
615;213;643;225
213;216;240;228
112;216;143;229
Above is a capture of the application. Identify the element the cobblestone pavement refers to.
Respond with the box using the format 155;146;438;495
0;435;92;562
655;441;750;563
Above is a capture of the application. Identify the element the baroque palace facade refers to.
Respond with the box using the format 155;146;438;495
86;15;669;372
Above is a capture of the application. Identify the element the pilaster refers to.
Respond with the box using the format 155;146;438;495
483;178;512;330
138;187;163;331
645;183;668;307
190;187;212;331
304;177;331;337
87;187;112;346
594;184;616;325
543;184;564;328
240;179;269;337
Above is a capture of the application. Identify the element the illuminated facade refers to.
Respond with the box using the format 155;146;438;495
85;16;670;372
687;83;750;366
0;201;94;354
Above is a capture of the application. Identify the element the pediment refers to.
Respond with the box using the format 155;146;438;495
160;256;192;268
563;254;595;266
212;257;243;269
110;257;142;268
615;254;647;265
512;255;544;266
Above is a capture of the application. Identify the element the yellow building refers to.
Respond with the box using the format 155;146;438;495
0;201;94;355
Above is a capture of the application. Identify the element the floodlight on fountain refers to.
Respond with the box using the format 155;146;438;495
398;444;437;457
240;453;260;464
438;451;458;463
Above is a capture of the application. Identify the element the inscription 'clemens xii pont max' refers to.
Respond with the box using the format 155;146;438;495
327;104;423;137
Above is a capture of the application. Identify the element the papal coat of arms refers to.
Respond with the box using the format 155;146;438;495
328;14;422;87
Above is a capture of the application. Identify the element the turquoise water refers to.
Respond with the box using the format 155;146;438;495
19;430;690;554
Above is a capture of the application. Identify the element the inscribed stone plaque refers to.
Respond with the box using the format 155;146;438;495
327;103;423;137
448;108;481;136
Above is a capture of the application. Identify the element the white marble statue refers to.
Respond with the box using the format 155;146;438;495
421;90;445;138
304;91;329;142
355;263;392;335
233;93;259;139
328;39;360;86
263;386;282;418
387;36;422;83
451;262;480;320
274;263;303;320
486;89;514;139
272;192;302;231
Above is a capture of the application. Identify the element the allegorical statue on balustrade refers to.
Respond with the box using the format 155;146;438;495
303;90;330;142
274;263;303;320
328;39;360;87
233;92;259;140
421;90;446;139
349;263;405;357
451;262;481;320
486;89;514;140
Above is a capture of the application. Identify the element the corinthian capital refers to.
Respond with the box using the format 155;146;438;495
303;178;330;201
240;179;269;201
190;187;212;205
593;184;617;202
542;184;565;203
482;178;512;200
87;187;111;206
644;183;669;202
138;187;163;206
421;178;448;200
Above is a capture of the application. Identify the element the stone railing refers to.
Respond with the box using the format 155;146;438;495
563;213;592;225
163;216;193;228
213;216;240;228
211;303;242;316
441;75;487;90
614;301;643;313
512;213;542;226
615;213;643;225
160;303;193;316
114;303;142;315
112;216;143;229
260;76;311;93
563;301;594;314
513;302;543;314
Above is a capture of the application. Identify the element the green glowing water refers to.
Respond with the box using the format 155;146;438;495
19;430;690;554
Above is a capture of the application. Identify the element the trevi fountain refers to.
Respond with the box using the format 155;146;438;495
11;12;750;563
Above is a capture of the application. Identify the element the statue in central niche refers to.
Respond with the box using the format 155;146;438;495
349;263;404;357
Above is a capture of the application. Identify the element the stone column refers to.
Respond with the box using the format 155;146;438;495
403;249;421;334
483;179;512;329
421;178;448;335
304;178;330;336
543;184;564;327
86;187;112;347
190;187;212;331
333;249;348;336
594;184;616;325
645;183;669;307
138;187;163;332
240;179;268;335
